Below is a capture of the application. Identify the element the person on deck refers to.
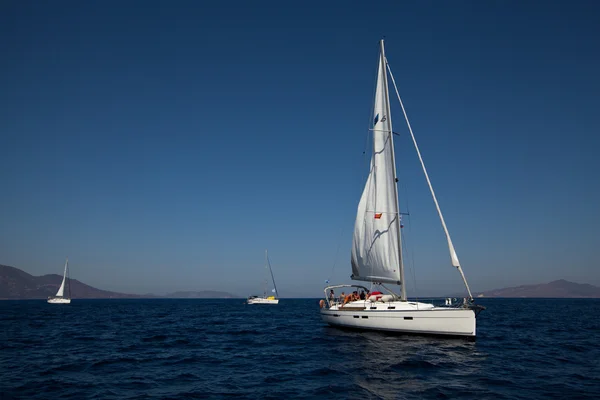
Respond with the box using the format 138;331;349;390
344;292;357;305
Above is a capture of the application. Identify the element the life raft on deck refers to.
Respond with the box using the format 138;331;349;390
368;291;383;302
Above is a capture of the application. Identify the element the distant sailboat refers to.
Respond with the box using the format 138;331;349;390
47;258;71;304
320;40;484;338
247;250;280;305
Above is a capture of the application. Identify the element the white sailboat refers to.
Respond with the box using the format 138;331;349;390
247;250;280;304
320;40;484;338
47;258;71;304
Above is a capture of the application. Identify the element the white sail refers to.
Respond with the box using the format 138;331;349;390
55;258;68;297
351;42;402;285
266;250;279;298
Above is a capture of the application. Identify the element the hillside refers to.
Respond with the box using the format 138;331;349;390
475;279;600;298
0;264;237;299
0;264;146;299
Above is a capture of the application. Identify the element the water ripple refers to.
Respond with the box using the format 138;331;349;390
1;298;599;399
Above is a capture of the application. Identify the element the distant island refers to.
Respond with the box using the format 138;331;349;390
3;263;599;299
163;290;238;299
473;279;600;298
0;264;238;300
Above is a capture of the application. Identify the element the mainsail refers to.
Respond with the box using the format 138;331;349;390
351;41;402;286
266;250;279;298
55;258;68;297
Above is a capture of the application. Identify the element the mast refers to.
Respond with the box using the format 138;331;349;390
380;40;406;301
65;258;70;299
266;249;279;298
386;62;474;301
263;251;268;297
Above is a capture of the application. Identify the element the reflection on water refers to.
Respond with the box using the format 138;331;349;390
324;327;487;399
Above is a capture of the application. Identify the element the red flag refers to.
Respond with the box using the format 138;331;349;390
374;213;382;219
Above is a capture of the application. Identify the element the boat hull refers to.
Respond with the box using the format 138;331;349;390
47;297;71;304
320;301;476;338
247;298;279;304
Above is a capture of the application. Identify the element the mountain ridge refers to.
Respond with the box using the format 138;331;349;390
0;264;238;299
3;263;598;299
472;279;600;298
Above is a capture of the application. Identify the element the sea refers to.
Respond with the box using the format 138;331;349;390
1;298;599;399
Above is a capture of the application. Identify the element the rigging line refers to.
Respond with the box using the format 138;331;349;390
402;228;419;301
397;180;419;303
405;200;420;303
65;258;70;299
386;61;474;301
266;253;279;298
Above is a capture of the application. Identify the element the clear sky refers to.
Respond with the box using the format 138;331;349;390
1;1;599;297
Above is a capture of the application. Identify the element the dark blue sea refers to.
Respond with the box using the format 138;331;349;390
1;298;599;399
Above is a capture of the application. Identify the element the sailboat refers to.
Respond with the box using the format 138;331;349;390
247;250;280;304
320;40;484;338
47;258;71;304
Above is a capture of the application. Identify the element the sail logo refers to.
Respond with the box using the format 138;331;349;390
373;114;387;125
374;213;382;219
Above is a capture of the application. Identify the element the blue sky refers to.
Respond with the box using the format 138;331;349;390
1;1;598;297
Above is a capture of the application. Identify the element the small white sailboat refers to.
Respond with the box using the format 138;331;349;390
247;250;280;304
47;258;71;304
320;40;484;338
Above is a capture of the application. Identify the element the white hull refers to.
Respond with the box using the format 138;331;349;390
247;297;279;305
321;300;476;338
47;297;71;304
